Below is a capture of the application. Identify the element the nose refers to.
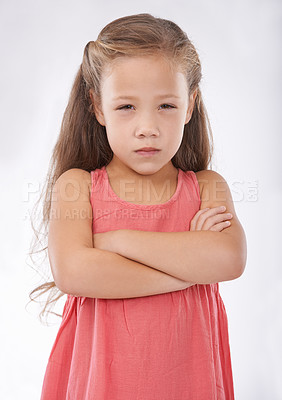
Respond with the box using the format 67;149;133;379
135;128;159;138
135;124;160;138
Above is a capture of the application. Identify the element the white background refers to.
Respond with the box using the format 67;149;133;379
1;0;281;398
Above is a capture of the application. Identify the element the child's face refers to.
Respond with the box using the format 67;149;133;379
93;55;197;176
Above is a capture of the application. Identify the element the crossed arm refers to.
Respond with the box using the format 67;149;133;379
93;228;244;284
93;170;247;284
49;168;247;298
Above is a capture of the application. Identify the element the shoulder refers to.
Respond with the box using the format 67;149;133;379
194;168;226;186
194;169;233;211
53;168;92;200
194;169;227;197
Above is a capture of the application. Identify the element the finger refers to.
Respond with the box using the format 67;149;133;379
190;208;210;231
195;207;219;231
195;207;231;231
191;206;230;231
205;206;227;215
190;208;210;230
209;220;232;232
202;212;233;230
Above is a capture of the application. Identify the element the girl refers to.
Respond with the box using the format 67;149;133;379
32;12;247;400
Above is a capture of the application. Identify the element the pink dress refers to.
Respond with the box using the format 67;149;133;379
40;166;235;399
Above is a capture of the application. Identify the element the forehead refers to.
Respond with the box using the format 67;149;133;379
101;55;188;98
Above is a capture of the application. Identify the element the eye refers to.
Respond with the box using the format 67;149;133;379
117;105;134;111
160;104;175;110
117;104;175;111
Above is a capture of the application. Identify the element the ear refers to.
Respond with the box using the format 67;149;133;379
185;89;198;125
89;89;106;126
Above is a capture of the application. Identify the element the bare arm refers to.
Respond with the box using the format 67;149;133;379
107;229;238;284
48;168;193;299
62;247;192;299
96;170;247;284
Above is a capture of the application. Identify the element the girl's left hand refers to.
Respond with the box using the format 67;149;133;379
93;230;122;253
190;206;233;232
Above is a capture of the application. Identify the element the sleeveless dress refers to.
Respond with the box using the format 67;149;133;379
40;166;235;400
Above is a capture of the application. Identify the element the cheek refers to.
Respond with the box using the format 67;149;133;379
165;128;184;150
161;114;184;130
106;130;126;152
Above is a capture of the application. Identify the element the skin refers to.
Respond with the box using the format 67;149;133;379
90;54;197;203
88;55;246;282
48;56;245;296
93;206;233;255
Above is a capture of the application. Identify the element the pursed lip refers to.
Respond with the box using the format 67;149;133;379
135;147;160;152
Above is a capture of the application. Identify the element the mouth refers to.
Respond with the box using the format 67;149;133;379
135;148;161;157
135;147;160;152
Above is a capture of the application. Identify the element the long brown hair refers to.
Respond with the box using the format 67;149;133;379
27;13;214;324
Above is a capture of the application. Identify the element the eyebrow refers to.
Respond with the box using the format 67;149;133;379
112;94;181;101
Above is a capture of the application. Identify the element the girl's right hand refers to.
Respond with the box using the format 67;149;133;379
190;206;233;232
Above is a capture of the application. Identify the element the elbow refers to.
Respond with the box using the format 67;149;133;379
55;265;86;296
54;274;71;295
48;249;72;294
49;257;79;296
227;241;247;281
52;248;100;297
55;271;84;297
236;251;247;278
51;265;73;295
229;260;246;281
